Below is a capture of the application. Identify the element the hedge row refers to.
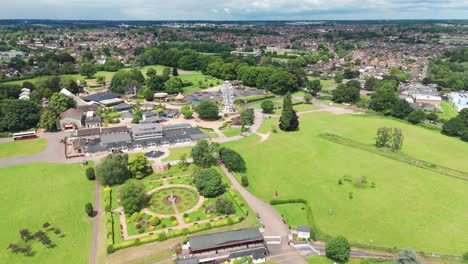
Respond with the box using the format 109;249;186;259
269;198;307;205
227;189;249;216
104;188;114;253
110;216;242;253
235;94;276;104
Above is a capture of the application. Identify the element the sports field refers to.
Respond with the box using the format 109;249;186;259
0;138;47;158
224;112;468;254
0;163;94;264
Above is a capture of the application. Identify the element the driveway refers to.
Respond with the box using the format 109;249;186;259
220;164;307;264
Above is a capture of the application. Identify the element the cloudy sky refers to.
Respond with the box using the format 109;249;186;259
1;0;467;20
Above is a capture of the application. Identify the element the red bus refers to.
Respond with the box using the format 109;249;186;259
13;131;37;141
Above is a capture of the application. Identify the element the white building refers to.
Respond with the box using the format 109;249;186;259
297;225;311;240
447;92;468;112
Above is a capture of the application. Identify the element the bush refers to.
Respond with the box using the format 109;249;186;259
463;252;468;263
149;217;160;226
86;167;95;181
325;236;350;263
195;100;219;120
407;110;426;124
261;99;275;113
85;202;94;217
120;180;147;214
220;148;247;173
241;175;249;187
214;195;235;215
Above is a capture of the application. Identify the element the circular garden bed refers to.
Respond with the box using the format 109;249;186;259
148;187;199;215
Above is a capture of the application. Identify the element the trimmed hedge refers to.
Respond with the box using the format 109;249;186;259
234;94;276;104
111;216;242;252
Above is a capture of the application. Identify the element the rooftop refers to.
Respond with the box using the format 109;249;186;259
189;227;263;252
81;91;122;102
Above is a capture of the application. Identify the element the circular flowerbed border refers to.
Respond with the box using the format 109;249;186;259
148;186;199;215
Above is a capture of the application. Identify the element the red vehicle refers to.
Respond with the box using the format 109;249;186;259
13;131;37;141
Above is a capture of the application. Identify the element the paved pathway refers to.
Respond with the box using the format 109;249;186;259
89;180;101;264
219;164;307;264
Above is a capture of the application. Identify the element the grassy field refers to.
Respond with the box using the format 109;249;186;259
437;101;458;120
221;126;242;137
223;112;468;254
178;72;222;94
308;77;338;90
0;163;94;264
307;256;393;264
0;138;48;158
274;204;309;228
161;146;192;162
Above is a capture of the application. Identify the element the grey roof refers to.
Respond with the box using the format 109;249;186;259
101;126;128;134
189;227;263;252
139;116;163;123
101;132;132;145
81;91;121;102
60;108;82;121
76;127;101;137
85;116;103;124
142;111;155;117
77;104;99;112
184;127;209;140
297;225;311;233
163;123;191;131
121;112;134;119
229;247;267;260
175;258;199;264
131;123;163;134
114;103;133;111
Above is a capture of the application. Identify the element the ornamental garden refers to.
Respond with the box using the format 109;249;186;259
95;144;252;253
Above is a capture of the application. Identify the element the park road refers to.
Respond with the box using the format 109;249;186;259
219;164;308;264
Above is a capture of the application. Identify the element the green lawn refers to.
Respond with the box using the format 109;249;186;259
221;126;242;137
274;204;309;228
223;112;468;254
308;77;338;90
161;147;192;162
294;103;319;112
307;256;393;264
0;163;94;264
437;101;458;121
0;138;48;158
178;73;222;94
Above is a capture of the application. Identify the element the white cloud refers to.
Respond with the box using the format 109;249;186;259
0;0;466;20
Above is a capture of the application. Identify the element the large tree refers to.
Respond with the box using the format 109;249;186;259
191;139;217;168
164;77;184;94
79;63;97;78
240;108;255;126
195;100;219;120
193;168;225;197
391;99;413;119
279;92;299;131
48;93;76;114
120;180;147;214
325;236;350;263
0;99;40;132
128;153;152;179
332;81;360;103
306;79;322;96
38;108;58;131
96;153;132;185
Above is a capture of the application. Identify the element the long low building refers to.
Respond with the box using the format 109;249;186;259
189;227;265;254
71;123;209;154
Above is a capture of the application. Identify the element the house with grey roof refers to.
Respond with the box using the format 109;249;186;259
131;123;163;140
59;108;83;130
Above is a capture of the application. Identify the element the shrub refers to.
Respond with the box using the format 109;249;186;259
214;195;235;215
85;202;94;217
241;176;249;187
170;216;176;221
86;167;95;180
183;213;188;218
220;148;247;173
261;99;275;113
138;228;145;234
463;252;468;263
185;218;190;223
325;236;350;263
193;168;225;197
195;100;219;120
149;217;160;226
120;180;147;214
132;212;142;222
172;221;178;226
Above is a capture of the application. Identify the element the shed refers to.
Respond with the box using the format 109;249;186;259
297;225;311;240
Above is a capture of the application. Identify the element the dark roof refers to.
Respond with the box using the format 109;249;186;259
77;104;99;112
76;127;101;137
189;227;263;252
184;127;209;140
142;111;156;117
229;247;267;260
131;123;163;134
297;225;311;233
81;91;122;102
139;116;163;123
85;116;103;124
121;112;134;119
101;126;128;134
101;132;132;145
114;103;133;111
60;108;83;121
175;258;199;264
